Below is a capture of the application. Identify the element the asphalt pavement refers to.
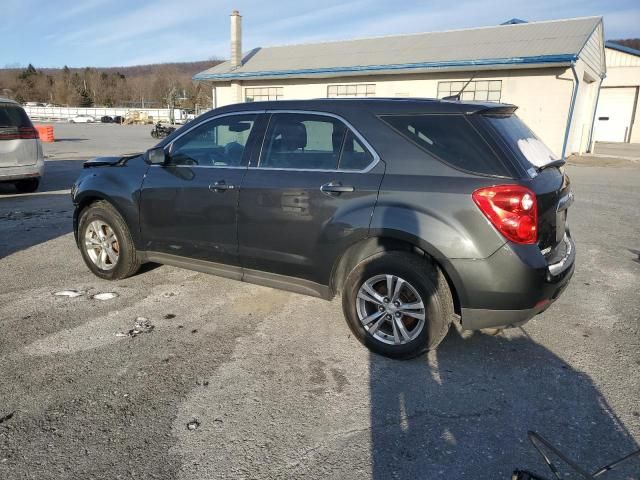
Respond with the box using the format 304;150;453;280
0;124;638;479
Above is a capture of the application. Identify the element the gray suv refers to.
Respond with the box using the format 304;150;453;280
0;97;44;192
72;99;575;358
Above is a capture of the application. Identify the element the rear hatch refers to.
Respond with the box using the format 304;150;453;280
476;113;572;255
0;102;39;167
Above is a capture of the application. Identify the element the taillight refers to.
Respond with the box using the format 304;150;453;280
0;126;39;140
472;185;538;244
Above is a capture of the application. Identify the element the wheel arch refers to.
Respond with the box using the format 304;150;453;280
330;233;464;316
73;192;136;247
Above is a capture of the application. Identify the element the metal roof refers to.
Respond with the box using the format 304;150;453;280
605;41;640;58
195;16;602;82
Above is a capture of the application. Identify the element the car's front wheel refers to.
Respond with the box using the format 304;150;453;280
78;201;141;280
342;251;453;359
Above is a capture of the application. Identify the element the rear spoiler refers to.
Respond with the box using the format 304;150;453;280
473;105;518;116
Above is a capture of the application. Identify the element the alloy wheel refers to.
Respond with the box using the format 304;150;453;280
84;220;120;271
356;274;426;345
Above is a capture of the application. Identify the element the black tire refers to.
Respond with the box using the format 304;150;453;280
342;251;454;359
14;178;40;193
78;200;141;280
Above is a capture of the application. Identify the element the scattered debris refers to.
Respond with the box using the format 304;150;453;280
187;419;200;430
54;290;84;298
116;317;154;338
191;329;198;334
164;314;176;319
195;378;209;387
162;292;176;298
0;411;15;424
92;292;118;301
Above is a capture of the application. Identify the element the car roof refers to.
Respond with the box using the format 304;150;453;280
0;97;21;106
212;98;515;116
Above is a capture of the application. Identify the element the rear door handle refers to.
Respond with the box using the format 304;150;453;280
209;180;235;192
320;182;355;194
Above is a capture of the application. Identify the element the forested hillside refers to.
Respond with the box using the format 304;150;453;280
0;60;222;109
610;38;640;51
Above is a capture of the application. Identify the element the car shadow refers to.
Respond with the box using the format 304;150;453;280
368;327;639;478
0;159;86;257
367;201;639;478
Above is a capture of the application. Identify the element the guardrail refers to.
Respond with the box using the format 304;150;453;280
25;106;185;123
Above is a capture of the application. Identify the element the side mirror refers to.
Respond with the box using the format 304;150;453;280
146;147;167;165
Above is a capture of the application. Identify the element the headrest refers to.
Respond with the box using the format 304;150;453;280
272;121;307;151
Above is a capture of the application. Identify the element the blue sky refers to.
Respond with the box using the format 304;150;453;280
3;0;639;68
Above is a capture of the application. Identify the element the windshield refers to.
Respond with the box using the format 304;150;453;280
484;115;558;169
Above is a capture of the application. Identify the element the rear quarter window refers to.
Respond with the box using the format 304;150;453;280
379;114;509;176
0;104;33;128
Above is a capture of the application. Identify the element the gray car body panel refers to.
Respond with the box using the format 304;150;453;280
72;99;575;330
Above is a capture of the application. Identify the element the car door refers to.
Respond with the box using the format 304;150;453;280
139;112;262;267
237;111;385;291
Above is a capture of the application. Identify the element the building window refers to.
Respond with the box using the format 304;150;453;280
245;87;283;102
327;84;376;98
437;80;502;102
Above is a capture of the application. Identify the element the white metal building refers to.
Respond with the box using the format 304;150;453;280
195;13;607;158
592;42;640;146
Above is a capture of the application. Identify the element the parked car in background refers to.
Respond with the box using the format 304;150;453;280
100;116;114;123
113;116;124;124
71;99;575;359
0;97;44;193
69;114;95;123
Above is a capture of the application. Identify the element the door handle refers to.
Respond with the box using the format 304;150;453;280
320;182;355;195
209;180;235;192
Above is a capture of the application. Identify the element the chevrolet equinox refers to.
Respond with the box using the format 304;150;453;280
72;99;575;358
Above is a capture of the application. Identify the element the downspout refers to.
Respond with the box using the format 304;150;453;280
586;74;605;152
561;63;579;160
211;85;217;110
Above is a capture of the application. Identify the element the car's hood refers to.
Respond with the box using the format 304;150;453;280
83;153;143;168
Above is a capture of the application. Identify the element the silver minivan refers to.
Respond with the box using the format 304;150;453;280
0;97;44;192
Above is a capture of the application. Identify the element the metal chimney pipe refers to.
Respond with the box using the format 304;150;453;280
230;10;242;69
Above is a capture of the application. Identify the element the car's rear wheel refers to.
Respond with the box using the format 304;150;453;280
78;201;141;280
342;251;453;359
14;178;39;193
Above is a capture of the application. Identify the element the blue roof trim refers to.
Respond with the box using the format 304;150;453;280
193;54;577;81
605;41;640;58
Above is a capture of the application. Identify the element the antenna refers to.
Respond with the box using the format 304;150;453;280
443;73;477;101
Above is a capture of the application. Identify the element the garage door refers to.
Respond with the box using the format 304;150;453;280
593;87;637;142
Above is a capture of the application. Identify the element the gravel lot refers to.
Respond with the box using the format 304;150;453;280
1;124;639;479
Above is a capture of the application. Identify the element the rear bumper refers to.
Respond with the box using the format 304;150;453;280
0;160;44;182
452;233;576;330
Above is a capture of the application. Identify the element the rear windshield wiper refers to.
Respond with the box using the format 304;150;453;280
537;159;566;172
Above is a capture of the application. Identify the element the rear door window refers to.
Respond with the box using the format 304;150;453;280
260;113;347;170
339;130;374;170
380;114;509;176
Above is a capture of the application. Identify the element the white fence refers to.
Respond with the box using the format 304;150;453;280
24;106;188;123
